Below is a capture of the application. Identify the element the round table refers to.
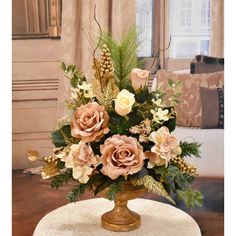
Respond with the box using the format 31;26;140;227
33;198;201;236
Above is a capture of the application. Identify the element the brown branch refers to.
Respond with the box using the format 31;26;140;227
93;5;102;58
149;36;172;72
92;4;104;93
82;27;95;52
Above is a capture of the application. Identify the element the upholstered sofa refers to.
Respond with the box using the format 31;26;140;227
173;126;224;177
190;55;224;74
152;69;224;178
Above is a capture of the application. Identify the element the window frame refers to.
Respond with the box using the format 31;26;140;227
12;0;62;40
140;0;211;72
140;0;166;72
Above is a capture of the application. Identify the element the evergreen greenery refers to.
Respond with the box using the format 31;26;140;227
39;30;204;210
153;164;203;208
106;178;124;200
180;141;202;158
51;169;73;189
101;28;143;90
93;178;114;196
67;184;87;202
177;188;203;208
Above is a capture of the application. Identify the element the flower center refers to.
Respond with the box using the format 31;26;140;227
120;97;129;105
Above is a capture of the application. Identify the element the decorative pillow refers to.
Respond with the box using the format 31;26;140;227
156;70;224;127
200;87;224;129
190;55;224;74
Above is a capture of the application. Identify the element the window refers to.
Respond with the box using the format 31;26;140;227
180;0;192;28
12;0;62;39
169;0;211;58
136;0;153;57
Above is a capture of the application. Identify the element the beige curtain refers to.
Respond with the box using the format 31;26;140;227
110;0;136;40
209;0;224;57
57;0;136;118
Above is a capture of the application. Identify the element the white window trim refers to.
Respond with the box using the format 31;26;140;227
161;0;210;71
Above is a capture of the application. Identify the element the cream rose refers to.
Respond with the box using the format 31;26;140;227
145;126;181;168
71;102;110;142
130;68;150;90
100;135;145;180
115;89;135;116
65;142;98;183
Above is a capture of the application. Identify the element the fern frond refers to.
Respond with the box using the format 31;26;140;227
67;184;87;202
131;175;175;204
101;27;143;90
106;180;123;200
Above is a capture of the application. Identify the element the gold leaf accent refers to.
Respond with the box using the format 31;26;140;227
26;149;39;161
41;156;60;179
131;175;175;204
92;45;119;109
92;79;119;109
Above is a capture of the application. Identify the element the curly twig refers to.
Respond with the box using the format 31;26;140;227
92;4;104;93
93;5;102;59
149;36;172;72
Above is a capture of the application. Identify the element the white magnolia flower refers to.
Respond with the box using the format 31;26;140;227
77;82;94;98
152;98;164;107
151;108;169;123
72;165;94;183
77;81;92;91
70;82;94;99
84;89;94;98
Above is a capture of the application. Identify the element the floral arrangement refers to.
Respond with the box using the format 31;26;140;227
29;30;203;208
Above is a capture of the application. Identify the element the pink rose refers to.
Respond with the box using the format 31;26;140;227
71;102;110;142
130;68;150;90
100;135;145;180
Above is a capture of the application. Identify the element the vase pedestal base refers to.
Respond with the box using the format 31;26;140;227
101;199;141;232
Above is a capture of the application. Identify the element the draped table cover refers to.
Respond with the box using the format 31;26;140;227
33;198;201;236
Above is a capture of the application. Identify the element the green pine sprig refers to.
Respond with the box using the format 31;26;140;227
67;184;88;202
180;141;202;158
101;27;143;90
106;179;124;200
51;169;73;189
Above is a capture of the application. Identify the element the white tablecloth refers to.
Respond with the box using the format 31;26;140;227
33;198;201;236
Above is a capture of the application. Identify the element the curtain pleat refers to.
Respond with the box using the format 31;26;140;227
209;0;224;57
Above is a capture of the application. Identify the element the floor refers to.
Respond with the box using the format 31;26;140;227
12;170;224;236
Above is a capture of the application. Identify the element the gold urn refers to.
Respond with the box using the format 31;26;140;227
100;182;147;232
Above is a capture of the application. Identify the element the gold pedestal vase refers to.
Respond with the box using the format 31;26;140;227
100;182;147;232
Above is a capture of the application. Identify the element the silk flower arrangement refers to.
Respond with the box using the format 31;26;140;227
28;30;203;211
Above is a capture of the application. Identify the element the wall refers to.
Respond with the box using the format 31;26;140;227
12;39;61;169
